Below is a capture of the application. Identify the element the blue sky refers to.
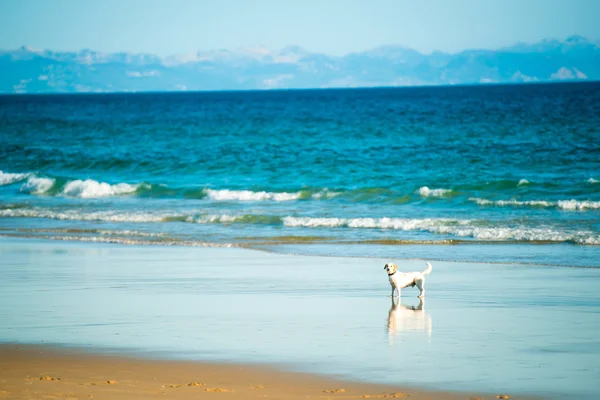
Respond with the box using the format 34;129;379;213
1;0;599;55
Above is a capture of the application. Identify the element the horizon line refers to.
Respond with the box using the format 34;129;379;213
2;80;598;97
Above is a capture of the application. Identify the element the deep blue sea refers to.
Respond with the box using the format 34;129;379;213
1;83;599;267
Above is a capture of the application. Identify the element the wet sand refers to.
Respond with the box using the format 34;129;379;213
0;344;512;400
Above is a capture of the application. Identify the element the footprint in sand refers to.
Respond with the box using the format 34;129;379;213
39;376;61;381
105;380;118;385
204;387;233;393
323;388;346;393
162;382;205;388
496;396;511;399
250;385;267;389
362;393;409;398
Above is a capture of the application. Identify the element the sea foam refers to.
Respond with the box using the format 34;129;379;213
281;216;599;244
557;200;600;210
0;207;168;223
429;225;599;245
470;197;600;210
282;216;466;230
469;198;553;207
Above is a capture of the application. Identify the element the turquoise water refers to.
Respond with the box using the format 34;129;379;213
1;82;599;266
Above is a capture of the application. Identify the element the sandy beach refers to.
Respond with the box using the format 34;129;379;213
1;238;599;399
0;344;511;400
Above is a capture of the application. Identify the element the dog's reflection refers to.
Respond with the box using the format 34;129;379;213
386;296;432;344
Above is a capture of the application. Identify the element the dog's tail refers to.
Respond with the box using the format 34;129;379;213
422;262;432;276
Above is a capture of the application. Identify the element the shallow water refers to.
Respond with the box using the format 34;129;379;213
1;83;600;266
1;238;599;399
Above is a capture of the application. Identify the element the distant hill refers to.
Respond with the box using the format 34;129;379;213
1;36;599;93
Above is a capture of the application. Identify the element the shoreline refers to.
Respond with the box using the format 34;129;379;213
1;234;598;269
0;343;528;400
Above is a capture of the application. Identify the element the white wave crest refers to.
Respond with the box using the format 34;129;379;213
576;236;600;245
281;216;600;245
469;198;553;207
518;179;530;186
190;214;240;224
20;176;56;194
97;229;165;237
588;178;599;184
557;200;600;210
0;208;169;223
282;216;466;230
418;186;452;197
311;189;341;200
0;170;31;185
428;225;600;245
470;197;600;211
62;179;142;198
205;189;301;201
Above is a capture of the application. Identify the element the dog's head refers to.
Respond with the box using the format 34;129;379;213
384;263;398;275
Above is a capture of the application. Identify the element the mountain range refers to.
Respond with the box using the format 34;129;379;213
1;35;599;93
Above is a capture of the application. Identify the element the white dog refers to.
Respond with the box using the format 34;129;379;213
384;262;432;298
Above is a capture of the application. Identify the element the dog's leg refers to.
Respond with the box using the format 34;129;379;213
416;279;425;298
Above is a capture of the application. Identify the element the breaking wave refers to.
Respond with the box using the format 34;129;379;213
0;171;146;198
62;179;145;198
418;186;452;197
203;188;339;201
557;200;600;210
1;170;342;201
0;170;31;185
20;176;56;194
205;189;301;202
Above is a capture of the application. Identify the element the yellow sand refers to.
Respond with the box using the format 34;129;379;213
0;344;523;400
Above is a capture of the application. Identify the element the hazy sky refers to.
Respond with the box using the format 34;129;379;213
1;0;599;55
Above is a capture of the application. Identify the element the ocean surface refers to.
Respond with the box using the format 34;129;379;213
1;82;600;266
